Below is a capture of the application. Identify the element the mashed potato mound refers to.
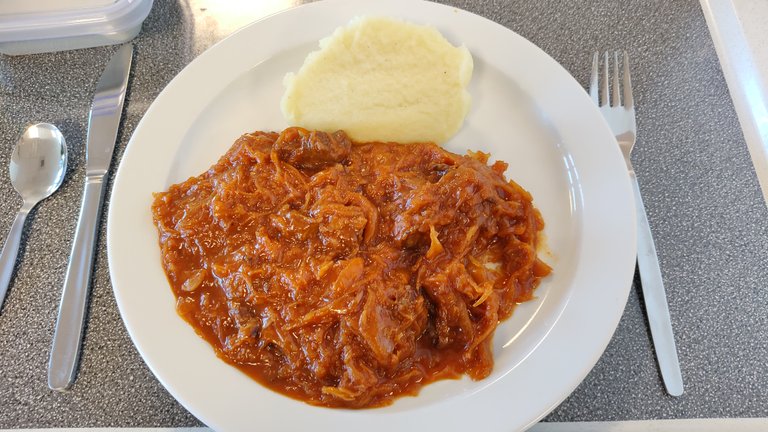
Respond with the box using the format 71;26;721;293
281;16;473;144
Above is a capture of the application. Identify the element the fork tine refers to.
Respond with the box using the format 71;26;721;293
601;51;610;106
589;52;599;104
623;51;634;108
612;51;621;106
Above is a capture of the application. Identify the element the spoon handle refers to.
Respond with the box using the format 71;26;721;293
0;203;33;312
48;177;106;391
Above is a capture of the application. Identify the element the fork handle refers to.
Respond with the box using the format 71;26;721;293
632;174;684;396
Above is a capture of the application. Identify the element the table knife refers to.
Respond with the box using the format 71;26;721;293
48;43;133;391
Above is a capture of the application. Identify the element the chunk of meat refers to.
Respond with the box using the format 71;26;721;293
273;127;351;171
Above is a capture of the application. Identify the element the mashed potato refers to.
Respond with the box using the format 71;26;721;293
281;16;473;144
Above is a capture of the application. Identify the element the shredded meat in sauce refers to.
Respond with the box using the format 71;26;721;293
151;127;551;408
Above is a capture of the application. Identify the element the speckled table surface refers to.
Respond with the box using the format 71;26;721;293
0;0;767;429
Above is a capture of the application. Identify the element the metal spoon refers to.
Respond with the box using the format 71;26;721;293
0;123;67;312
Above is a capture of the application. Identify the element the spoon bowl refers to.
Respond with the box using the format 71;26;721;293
11;123;67;202
0;123;67;312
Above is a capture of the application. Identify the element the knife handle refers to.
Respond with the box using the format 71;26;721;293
632;174;684;397
48;175;107;391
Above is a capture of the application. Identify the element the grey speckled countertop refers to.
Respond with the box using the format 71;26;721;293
1;0;767;429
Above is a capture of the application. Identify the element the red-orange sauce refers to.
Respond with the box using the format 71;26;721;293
151;127;550;408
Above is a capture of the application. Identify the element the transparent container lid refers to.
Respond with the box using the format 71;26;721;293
0;0;153;52
2;0;118;15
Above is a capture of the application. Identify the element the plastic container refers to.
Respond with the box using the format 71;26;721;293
0;0;153;55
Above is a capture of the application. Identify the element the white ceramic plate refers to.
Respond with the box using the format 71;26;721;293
107;1;636;431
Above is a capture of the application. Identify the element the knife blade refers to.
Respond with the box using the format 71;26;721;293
48;43;133;391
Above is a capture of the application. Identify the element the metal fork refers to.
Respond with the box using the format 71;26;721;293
590;51;684;397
